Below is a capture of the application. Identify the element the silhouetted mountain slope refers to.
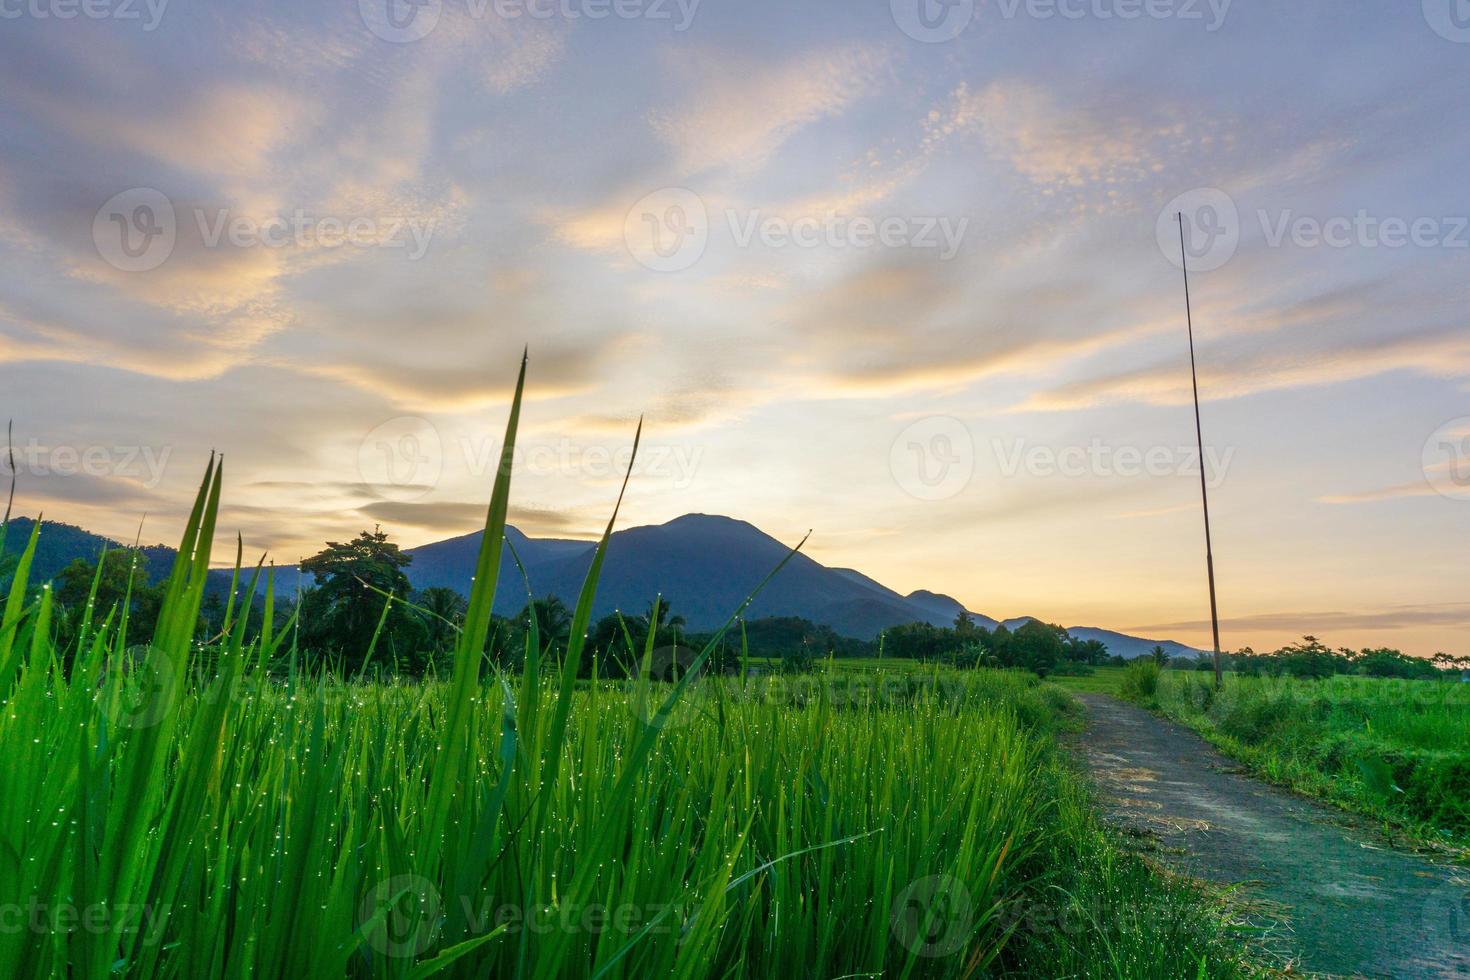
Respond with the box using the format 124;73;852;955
4;512;1201;655
2;517;175;583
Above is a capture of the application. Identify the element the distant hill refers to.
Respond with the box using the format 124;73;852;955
2;513;1202;657
1;517;175;583
1001;617;1202;661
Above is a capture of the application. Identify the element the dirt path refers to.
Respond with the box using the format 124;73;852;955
1074;693;1469;978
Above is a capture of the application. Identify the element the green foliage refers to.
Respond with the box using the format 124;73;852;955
1228;635;1457;680
416;586;467;656
1010;620;1067;677
53;550;164;653
0;516;175;585
880;618;1098;678
1155;671;1470;846
1120;659;1162;703
298;526;425;672
0;360;1250;978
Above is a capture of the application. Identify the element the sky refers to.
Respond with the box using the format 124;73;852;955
2;0;1468;656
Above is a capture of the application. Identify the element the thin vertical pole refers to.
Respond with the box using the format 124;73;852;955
1177;213;1224;688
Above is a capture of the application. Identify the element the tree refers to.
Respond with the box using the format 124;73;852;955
416;587;466;656
1066;636;1109;665
515;595;573;654
54;550;163;653
298;527;422;672
1011;621;1066;677
643;598;686;641
1149;645;1169;668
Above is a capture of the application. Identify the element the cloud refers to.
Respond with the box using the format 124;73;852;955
1021;327;1470;411
357;500;491;534
483;23;567;95
356;499;586;539
773;248;1175;399
649;44;890;176
1315;481;1440;505
970;79;1208;198
1138;603;1470;637
42;83;314;181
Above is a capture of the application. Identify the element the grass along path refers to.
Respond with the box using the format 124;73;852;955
1075;692;1470;977
1149;671;1470;852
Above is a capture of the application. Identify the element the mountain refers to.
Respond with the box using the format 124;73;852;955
2;513;1202;657
1060;627;1202;663
498;514;971;636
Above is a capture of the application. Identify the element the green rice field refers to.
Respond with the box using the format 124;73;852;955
0;361;1253;978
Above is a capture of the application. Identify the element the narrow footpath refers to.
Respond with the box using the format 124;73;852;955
1075;693;1469;978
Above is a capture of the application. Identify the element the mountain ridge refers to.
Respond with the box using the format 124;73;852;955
2;512;1203;658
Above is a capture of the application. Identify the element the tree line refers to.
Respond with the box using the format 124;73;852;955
34;528;1466;681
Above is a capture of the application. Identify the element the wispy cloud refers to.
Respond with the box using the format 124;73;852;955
649;44;890;176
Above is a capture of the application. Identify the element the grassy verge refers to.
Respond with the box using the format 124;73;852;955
1125;668;1470;855
1044;665;1128;696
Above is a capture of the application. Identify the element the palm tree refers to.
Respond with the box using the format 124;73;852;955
417;587;466;652
518;595;572;651
642;596;686;645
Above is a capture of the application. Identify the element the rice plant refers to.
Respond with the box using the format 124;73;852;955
0;357;1247;978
